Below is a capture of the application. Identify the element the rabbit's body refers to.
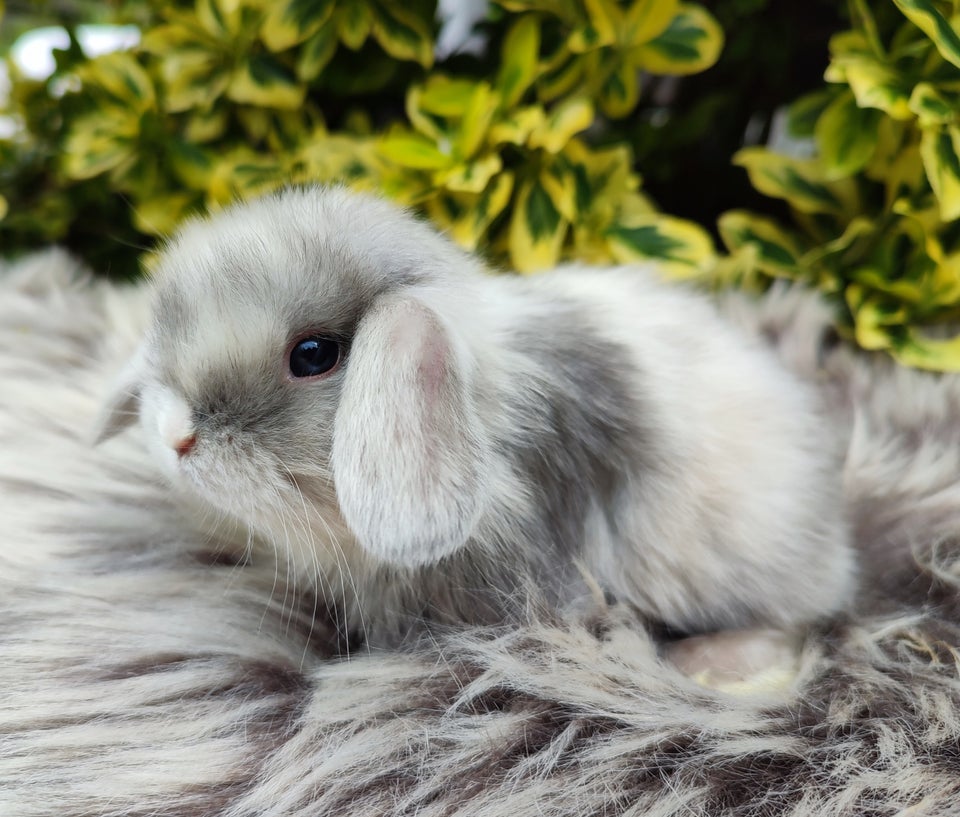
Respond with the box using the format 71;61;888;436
98;187;853;647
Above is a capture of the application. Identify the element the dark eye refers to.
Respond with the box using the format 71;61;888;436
289;337;341;379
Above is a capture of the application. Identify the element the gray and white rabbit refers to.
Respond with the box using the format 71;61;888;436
97;187;854;647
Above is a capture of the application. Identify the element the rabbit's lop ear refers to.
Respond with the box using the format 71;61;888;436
91;344;147;444
332;294;489;567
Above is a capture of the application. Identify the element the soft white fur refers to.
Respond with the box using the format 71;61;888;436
4;243;960;815
95;188;853;640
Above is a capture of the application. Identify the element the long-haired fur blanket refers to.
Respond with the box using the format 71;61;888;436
3;250;960;816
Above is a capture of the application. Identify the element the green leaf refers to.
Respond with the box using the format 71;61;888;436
717;210;805;277
909;82;959;126
297;19;339;81
920;124;960;220
261;0;335;51
537;44;584;102
631;3;724;76
606;213;715;277
893;331;960;371
509;178;568;272
528;97;593;152
440;154;503;194
815;90;881;179
596;57;639;119
568;0;618;52
132;191;198;236
734;147;859;216
378;134;451;169
539;160;577;220
455;83;498;159
77;52;155;112
168;139;215;191
196;0;242;39
153;49;228;113
496;15;540;107
625;0;678;44
426;172;514;250
845;284;901;350
892;0;960;69
227;55;305;109
787;90;836;138
337;1;374;50
371;1;434;67
835;56;913;120
416;77;482;116
488;106;546;145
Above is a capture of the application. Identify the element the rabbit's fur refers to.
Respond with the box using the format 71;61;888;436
98;187;854;646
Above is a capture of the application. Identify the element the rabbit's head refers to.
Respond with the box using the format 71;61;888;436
97;188;495;569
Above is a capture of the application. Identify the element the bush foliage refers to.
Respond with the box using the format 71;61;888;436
2;0;960;369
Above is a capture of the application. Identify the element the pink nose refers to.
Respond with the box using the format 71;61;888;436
173;434;197;458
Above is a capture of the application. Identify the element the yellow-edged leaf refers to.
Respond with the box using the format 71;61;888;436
337;1;373;50
378;134;451;169
734;147;859;216
184;104;229;142
77;52;155;112
416;77;480;116
297;20;339;81
509;178;568;272
606;213;715;277
909;82;958;126
537;44;584;101
440;154;503;193
892;0;960;69
132;192;197;236
539;161;577;220
371;2;434;67
529;97;594;152
815;90;881;179
496;15;540;107
596;57;639;119
893;331;960;371
154;49;228;112
427;172;514;250
624;0;678;45
227;55;305;109
920;124;960;220
568;0;618;52
168;139;215;190
196;0;242;39
455;82;498;158
261;0;335;51
631;3;723;76
206;150;285;207
717;210;805;277
489;106;546;145
836;56;913;120
845;284;899;350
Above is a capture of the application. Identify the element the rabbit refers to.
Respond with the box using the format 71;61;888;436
95;186;855;648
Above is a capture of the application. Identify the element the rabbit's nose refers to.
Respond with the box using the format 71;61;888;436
173;433;198;458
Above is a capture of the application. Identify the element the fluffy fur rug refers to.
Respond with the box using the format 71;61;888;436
3;250;960;816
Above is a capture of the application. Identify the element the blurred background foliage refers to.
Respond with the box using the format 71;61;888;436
1;0;960;369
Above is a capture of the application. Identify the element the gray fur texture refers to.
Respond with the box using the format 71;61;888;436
3;235;960;815
96;188;852;645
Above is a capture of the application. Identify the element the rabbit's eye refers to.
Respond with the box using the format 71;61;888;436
289;337;341;379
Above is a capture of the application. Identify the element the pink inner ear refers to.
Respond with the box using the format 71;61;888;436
388;304;451;412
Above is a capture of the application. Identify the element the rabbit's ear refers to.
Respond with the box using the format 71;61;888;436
332;294;489;567
91;345;148;444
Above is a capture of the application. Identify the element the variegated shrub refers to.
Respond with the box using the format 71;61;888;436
0;0;721;279
722;0;960;371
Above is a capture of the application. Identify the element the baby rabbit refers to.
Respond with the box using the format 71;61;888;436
97;187;854;647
